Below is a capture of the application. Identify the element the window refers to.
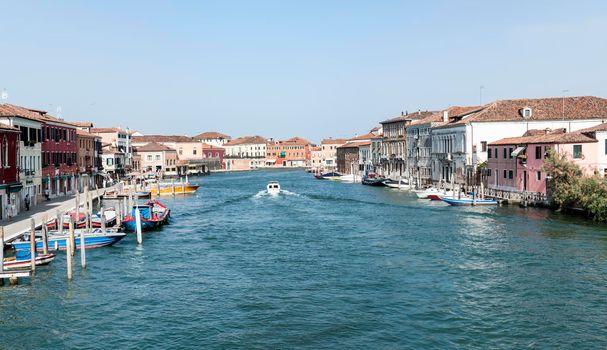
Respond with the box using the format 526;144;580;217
535;146;541;159
147;155;152;161
536;171;541;181
193;149;197;155
573;145;582;159
503;170;507;179
155;155;161;161
503;148;507;159
481;141;487;152
487;148;492;159
508;147;513;159
605;139;607;155
509;170;513;179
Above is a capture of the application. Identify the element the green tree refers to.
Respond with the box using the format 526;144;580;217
542;149;583;210
579;175;607;222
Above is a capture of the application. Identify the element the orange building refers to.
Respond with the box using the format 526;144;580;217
266;137;312;167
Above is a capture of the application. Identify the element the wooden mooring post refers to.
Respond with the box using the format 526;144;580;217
30;218;36;273
80;214;88;269
42;215;49;255
67;219;74;280
135;207;143;245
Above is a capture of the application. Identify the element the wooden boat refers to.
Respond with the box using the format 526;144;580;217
104;190;152;199
440;196;498;206
2;253;56;270
11;229;126;252
122;200;170;232
413;187;448;199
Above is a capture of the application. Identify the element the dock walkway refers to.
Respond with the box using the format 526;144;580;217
1;186;113;244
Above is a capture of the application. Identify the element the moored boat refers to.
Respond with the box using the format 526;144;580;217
11;229;126;252
46;208;117;230
122;200;170;232
339;174;362;183
362;173;386;186
145;179;199;196
2;253;56;270
315;171;343;180
440;196;498;206
384;179;410;190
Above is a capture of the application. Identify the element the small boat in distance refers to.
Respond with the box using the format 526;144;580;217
267;181;281;195
384;179;410;190
440;196;498;206
315;172;343;180
362;173;386;186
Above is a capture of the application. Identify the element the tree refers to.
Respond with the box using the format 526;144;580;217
542;149;583;210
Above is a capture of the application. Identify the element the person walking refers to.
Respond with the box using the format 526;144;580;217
24;193;30;211
44;188;50;201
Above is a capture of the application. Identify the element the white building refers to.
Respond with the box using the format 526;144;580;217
431;96;607;185
193;131;231;148
223;135;267;171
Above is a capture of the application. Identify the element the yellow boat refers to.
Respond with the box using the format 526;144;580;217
145;180;200;196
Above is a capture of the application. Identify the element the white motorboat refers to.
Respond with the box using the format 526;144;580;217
384;179;410;190
339;174;362;183
413;187;454;200
267;181;281;195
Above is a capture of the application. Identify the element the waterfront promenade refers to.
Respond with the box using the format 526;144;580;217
1;187;112;243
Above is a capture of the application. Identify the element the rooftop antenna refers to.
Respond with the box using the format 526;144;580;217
479;85;485;105
1;89;8;102
56;105;62;119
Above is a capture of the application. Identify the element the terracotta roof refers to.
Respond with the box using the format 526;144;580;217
380;111;435;124
310;146;322;151
70;121;94;128
134;142;176;152
91;127;124;134
76;129;100;138
193;131;231;139
410;106;483;126
338;141;371;148
0;123;20;132
133;135;194;143
575;122;607;134
225;135;267;145
348;133;375;141
321;138;346;145
0;104;45;122
439;96;607;129
489;130;597;146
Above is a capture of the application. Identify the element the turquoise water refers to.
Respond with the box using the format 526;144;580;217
2;170;607;349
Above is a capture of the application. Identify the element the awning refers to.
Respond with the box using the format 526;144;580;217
8;183;23;193
511;146;526;157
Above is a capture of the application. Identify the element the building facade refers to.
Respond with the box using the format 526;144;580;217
487;130;598;195
41;115;78;199
432;96;607;186
134;142;178;176
91;127;133;172
223;136;267;171
192;131;231;147
380;111;433;179
266;137;312;167
0;124;22;220
0;104;43;210
320;138;346;171
76;129;102;190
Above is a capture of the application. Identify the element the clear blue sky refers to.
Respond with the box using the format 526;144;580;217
1;1;606;142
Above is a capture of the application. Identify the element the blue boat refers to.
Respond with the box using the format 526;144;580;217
11;230;126;252
440;196;498;206
121;201;170;232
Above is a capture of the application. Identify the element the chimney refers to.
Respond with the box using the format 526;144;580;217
401;111;404;116
418;109;421;115
443;110;449;123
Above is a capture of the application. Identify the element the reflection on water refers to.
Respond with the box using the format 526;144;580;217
1;170;607;349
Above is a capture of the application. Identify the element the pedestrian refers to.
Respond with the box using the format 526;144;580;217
25;193;30;211
44;188;50;201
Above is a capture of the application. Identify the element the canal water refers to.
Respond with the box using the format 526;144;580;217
2;170;607;349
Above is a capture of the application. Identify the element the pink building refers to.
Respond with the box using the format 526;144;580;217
486;129;598;195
